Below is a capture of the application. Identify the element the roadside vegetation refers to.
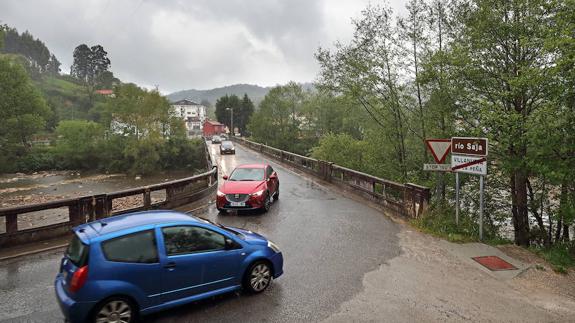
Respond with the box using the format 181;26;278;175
240;0;575;268
0;25;205;175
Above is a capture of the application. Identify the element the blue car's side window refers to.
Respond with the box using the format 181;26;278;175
101;230;159;263
162;226;226;256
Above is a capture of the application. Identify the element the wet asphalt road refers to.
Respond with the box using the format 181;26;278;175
0;142;402;323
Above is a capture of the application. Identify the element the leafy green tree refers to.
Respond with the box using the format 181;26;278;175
71;44;111;105
316;4;410;180
215;94;241;133
0;25;59;77
103;83;188;174
54;120;104;168
0;56;50;155
238;94;255;135
311;133;365;170
398;0;431;164
248;83;307;153
449;0;553;246
0;27;4;50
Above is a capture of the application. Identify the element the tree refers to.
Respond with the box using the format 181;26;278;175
0;27;4;50
398;0;431;165
54;120;104;169
215;94;241;133
450;0;554;246
0;56;50;156
247;83;307;153
316;4;410;180
71;44;111;106
238;94;255;135
0;25;58;77
103;83;188;174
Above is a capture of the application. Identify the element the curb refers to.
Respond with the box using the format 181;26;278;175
0;243;68;262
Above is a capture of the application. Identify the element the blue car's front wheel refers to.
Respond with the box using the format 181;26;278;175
244;261;272;293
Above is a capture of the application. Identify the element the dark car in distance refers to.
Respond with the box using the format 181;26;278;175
220;140;235;155
211;135;222;144
54;211;283;323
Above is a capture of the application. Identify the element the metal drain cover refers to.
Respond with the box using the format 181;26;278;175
472;256;517;271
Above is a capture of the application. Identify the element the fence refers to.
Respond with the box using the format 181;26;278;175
0;140;217;248
232;137;430;218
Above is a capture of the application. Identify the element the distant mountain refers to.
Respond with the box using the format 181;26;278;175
167;82;315;106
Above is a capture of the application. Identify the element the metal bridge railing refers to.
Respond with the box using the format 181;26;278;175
232;137;430;218
0;140;218;248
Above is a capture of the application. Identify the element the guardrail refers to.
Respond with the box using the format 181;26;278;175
232;137;430;218
0;140;218;248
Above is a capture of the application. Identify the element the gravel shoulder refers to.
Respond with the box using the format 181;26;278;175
324;228;575;323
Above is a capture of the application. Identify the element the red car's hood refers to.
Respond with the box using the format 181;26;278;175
221;180;265;194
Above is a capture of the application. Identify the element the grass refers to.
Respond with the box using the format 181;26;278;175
411;204;485;243
413;204;574;274
38;75;84;96
530;243;575;274
411;204;514;246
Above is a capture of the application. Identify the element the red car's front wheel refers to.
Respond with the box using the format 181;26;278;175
262;193;271;213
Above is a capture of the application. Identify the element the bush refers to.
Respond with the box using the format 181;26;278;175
311;133;365;170
14;147;58;172
53;120;104;169
159;137;206;171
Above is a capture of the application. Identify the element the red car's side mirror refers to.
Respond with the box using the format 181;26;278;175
269;174;277;180
222;175;228;180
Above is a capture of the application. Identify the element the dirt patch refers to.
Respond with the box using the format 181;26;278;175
498;244;575;300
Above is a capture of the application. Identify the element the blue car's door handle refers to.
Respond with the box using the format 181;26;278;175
163;262;176;269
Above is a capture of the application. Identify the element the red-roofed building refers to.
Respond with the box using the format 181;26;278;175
203;120;226;137
95;89;114;97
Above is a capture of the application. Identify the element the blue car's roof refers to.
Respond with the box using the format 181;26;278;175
74;210;200;242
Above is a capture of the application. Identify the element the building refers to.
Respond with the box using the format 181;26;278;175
95;89;115;97
170;99;207;137
203;120;226;137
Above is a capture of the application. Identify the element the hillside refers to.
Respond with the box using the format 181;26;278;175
167;82;315;105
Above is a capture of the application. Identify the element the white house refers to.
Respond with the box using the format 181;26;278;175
170;99;207;137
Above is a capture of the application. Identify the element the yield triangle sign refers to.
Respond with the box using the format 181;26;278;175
425;139;451;164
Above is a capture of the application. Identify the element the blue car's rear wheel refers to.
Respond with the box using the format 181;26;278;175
92;297;136;323
244;261;272;293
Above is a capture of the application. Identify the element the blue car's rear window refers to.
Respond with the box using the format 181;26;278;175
102;230;159;263
66;234;89;267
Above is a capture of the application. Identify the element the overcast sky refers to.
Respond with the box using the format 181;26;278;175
1;0;406;93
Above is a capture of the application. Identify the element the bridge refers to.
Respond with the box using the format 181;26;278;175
0;140;572;322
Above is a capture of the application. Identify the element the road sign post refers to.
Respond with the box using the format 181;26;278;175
455;172;460;226
479;175;484;240
451;137;488;240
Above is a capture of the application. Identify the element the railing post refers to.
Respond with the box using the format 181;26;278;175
6;213;18;233
94;194;108;220
144;188;152;210
69;199;84;226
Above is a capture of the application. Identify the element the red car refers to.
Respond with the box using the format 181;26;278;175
216;164;279;213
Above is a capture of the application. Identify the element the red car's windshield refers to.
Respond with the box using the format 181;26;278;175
229;168;264;181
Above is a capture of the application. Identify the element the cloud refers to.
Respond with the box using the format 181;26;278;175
0;0;405;93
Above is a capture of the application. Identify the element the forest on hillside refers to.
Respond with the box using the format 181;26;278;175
0;25;206;175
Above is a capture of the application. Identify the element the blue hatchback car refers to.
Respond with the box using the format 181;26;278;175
55;210;283;323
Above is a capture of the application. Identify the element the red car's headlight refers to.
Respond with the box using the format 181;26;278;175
251;189;265;197
217;190;225;197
